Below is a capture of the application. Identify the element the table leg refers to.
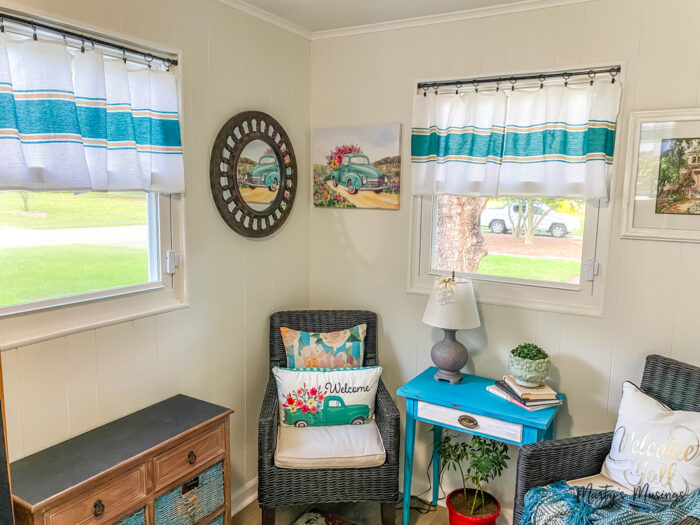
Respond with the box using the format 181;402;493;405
431;425;442;505
402;399;417;525
544;422;554;440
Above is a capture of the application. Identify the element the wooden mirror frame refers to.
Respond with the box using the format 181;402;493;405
209;111;297;237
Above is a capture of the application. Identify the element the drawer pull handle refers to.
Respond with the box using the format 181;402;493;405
93;499;105;517
187;450;197;464
182;476;200;495
458;415;479;429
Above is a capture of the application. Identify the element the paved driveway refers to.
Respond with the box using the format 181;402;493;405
0;225;149;250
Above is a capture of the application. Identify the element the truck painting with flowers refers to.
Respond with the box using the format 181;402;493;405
282;383;369;427
312;123;401;209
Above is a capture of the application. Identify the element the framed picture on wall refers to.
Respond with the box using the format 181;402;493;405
312;123;401;210
621;108;700;242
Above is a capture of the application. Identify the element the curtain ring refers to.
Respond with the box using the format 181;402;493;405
539;75;545;89
610;68;618;84
80;38;85;53
455;82;462;95
473;80;479;93
90;38;95;51
510;77;516;91
31;23;37;41
588;70;596;86
122;48;127;64
496;80;501;92
163;58;171;72
432;83;438;95
144;53;154;69
0;18;4;33
563;72;570;87
422;85;428;97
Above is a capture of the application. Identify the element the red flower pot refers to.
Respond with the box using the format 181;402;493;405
446;489;501;525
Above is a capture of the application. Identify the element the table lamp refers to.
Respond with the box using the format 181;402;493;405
422;274;480;384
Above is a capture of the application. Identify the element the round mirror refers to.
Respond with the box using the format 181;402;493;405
237;139;280;212
209;111;297;237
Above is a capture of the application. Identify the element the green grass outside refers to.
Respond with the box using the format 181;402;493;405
0;245;149;307
477;254;581;283
0;191;147;229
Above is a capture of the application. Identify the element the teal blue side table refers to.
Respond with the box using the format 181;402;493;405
396;367;565;525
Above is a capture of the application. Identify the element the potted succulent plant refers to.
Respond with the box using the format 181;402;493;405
438;432;509;525
508;343;550;387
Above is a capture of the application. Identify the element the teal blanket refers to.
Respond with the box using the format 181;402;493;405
522;481;700;524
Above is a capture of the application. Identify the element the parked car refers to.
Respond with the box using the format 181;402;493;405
284;395;369;427
330;153;388;194
480;202;581;237
245;154;279;191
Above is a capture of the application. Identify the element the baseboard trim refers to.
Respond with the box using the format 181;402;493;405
231;477;258;517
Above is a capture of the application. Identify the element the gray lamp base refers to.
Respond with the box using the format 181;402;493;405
430;328;468;384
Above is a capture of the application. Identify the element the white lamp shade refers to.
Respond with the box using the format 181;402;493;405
422;278;480;330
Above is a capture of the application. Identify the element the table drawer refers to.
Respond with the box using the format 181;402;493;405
153;424;225;490
43;465;147;525
417;401;523;443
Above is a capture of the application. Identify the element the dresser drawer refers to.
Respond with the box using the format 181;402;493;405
43;465;147;525
154;462;224;525
153;424;226;490
416;401;523;443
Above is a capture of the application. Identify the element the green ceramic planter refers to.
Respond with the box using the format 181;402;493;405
507;354;550;387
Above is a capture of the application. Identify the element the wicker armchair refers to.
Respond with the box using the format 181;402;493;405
513;354;700;525
258;310;400;525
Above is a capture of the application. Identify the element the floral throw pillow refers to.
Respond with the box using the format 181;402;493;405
272;366;382;427
280;324;366;369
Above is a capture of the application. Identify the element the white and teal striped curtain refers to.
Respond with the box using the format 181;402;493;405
411;81;621;200
0;34;184;193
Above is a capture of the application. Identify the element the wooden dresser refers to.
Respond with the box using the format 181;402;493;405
10;395;232;525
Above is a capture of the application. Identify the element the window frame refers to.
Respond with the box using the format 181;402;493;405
0;192;187;349
408;194;611;317
0;29;187;350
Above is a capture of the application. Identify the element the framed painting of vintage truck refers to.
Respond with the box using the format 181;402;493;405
312;123;401;209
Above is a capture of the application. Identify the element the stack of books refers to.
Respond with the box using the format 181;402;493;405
486;375;562;411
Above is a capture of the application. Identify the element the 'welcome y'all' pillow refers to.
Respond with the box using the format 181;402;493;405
601;381;700;496
272;366;382;427
280;324;366;369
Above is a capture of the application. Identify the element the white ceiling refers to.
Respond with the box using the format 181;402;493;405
238;0;576;34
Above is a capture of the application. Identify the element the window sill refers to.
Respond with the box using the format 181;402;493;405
0;287;188;351
407;276;604;317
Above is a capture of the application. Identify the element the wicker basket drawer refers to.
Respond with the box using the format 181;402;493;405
154;462;224;525
208;514;224;525
114;507;146;525
153;424;225;490
42;465;147;525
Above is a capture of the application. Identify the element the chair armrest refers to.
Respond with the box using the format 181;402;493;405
513;432;613;525
375;379;401;465
258;376;279;469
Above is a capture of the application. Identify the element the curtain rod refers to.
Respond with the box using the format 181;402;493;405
0;11;178;67
417;66;621;92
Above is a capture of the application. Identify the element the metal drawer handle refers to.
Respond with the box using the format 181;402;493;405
187;450;197;465
458;415;479;429
93;499;105;517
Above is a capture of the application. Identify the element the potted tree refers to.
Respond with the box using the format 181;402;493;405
438;432;509;525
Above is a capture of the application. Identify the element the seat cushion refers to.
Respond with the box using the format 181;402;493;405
566;473;633;495
274;421;386;469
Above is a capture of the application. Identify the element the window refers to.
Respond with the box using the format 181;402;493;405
432;196;587;285
410;68;622;315
0;12;185;346
0;191;165;309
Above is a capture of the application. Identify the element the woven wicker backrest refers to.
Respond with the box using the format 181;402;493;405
269;310;378;369
641;354;699;411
